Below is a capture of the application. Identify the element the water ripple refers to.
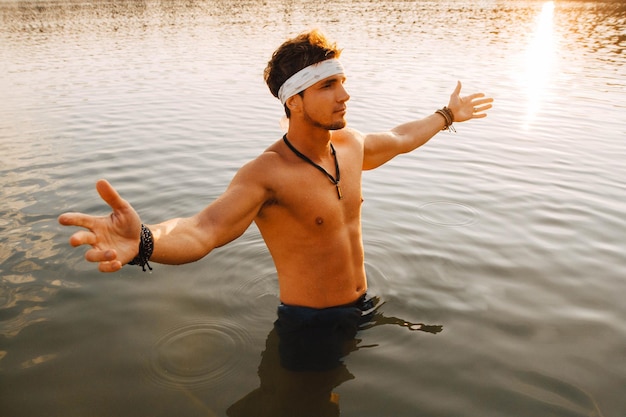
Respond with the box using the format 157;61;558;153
145;319;252;391
231;271;279;302
417;201;478;227
511;370;606;417
0;282;56;338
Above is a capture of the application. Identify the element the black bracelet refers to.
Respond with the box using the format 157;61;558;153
128;224;153;272
435;106;456;132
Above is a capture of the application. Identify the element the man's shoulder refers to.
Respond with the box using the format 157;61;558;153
232;142;288;184
333;127;364;143
240;146;282;173
332;128;365;156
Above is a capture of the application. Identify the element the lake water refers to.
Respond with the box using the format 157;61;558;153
1;0;625;415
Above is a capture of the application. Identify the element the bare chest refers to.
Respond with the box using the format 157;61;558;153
268;158;361;224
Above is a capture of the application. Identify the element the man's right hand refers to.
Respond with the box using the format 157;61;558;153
58;179;141;272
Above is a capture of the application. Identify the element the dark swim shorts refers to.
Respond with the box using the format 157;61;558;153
273;295;376;372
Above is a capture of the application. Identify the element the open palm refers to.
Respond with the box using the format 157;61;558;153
448;81;494;122
58;179;141;272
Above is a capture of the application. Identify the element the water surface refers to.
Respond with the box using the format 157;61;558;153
1;0;625;416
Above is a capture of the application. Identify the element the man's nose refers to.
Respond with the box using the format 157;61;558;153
339;85;350;102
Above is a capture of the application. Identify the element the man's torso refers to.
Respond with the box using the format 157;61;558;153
253;129;367;308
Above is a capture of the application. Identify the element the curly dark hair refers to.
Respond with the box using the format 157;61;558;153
264;30;342;117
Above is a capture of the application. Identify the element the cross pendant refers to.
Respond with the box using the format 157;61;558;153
336;184;344;200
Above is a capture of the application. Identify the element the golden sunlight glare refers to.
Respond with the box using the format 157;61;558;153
523;1;556;129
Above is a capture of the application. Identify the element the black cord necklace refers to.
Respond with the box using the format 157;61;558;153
283;134;343;200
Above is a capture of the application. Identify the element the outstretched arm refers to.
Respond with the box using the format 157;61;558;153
148;162;269;265
362;81;493;170
59;161;269;272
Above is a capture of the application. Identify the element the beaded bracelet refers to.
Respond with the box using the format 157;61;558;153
435;106;456;132
128;224;153;272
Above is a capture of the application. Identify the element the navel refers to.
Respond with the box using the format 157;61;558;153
315;216;324;226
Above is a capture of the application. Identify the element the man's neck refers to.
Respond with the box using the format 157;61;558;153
285;124;333;159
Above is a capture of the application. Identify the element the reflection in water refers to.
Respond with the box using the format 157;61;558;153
227;326;350;417
140;295;443;416
523;1;556;129
0;283;56;338
228;298;441;417
20;353;58;369
0;0;314;34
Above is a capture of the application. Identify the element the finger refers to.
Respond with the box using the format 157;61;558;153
472;97;493;106
59;212;97;229
99;260;123;273
96;179;129;212
85;248;117;263
69;230;97;247
466;92;486;101
474;103;493;113
452;80;462;96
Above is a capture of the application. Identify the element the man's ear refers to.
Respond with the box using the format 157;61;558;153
286;95;302;113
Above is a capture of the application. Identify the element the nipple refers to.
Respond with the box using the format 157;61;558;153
315;217;324;225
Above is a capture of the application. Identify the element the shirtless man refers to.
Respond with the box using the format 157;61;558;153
58;30;493;311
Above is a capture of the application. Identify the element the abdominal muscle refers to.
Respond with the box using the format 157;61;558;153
273;242;367;308
257;213;367;309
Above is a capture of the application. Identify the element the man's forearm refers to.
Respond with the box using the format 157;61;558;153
362;112;448;170
391;112;448;154
147;216;214;265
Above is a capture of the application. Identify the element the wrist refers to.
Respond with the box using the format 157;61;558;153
435;106;456;132
128;224;154;271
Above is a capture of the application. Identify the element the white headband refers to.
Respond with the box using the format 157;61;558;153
277;59;345;105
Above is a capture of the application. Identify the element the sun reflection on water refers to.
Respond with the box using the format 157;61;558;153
523;1;556;129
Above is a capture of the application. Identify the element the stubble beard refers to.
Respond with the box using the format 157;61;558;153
303;107;347;131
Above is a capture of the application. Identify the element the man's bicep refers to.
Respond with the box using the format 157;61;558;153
362;131;403;170
194;164;269;248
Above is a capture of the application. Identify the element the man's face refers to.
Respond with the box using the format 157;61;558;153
301;74;350;131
